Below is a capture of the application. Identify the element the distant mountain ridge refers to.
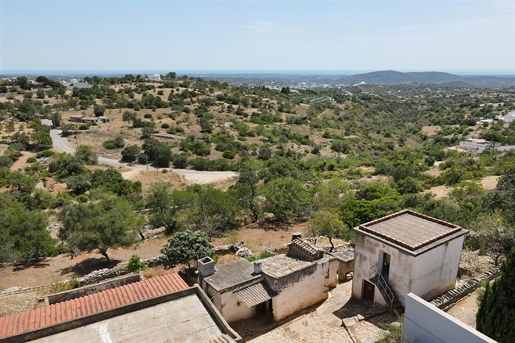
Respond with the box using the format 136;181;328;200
342;70;515;87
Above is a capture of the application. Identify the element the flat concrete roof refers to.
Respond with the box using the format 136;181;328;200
355;210;468;255
32;290;237;343
203;258;261;292
203;255;323;291
261;255;319;278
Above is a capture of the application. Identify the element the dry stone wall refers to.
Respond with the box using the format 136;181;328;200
430;267;501;310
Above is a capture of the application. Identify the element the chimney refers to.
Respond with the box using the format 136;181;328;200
198;257;215;278
253;261;262;275
292;232;302;241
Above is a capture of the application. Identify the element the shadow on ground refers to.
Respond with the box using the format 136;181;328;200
60;258;122;277
12;258;51;272
332;297;378;319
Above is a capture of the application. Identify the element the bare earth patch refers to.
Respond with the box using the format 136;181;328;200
421;125;441;136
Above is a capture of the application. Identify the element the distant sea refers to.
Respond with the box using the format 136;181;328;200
1;69;514;77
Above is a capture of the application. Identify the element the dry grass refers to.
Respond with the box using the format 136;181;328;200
421;125;441;136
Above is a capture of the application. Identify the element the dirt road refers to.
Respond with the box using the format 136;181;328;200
50;129;237;184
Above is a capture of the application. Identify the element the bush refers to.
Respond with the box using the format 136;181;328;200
102;140;117;149
222;150;235;159
26;157;37;164
79;124;88;130
43;245;69;257
161;123;170;129
68;276;81;289
246;251;276;262
75;194;88;203
36;150;55;158
125;254;147;273
144;113;152;119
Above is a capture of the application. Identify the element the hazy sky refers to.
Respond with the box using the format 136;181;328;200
1;0;514;74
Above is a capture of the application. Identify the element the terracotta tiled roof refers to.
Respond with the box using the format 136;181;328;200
0;273;188;340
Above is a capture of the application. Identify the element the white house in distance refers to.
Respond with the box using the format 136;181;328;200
497;110;515;123
458;138;498;152
352;210;468;308
198;235;339;323
147;74;161;82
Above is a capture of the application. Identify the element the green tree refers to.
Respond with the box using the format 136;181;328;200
477;247;515;342
160;230;214;269
74;145;98;165
0;195;54;262
58;194;144;262
233;160;260;222
470;212;515;266
261;178;313;222
125;254;147;273
66;175;91;195
90;168;142;197
93;104;106;117
485;166;515;222
122;111;137;125
51;111;62;127
146;181;177;233
308;210;348;252
121;144;141;162
36;89;45;99
48;153;86;180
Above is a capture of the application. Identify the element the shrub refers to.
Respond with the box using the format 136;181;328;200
222;150;235;159
144;113;152;119
75;194;88;203
246;251;276;262
125;254;147;273
68;276;81;289
43;245;68;257
79;124;88;130
161;123;170;129
37;150;56;158
102;140;117;149
26;157;37;164
168;113;176;120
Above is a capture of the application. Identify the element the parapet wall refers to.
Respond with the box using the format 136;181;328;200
46;274;141;305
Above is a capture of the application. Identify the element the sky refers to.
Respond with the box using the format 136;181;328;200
0;0;514;74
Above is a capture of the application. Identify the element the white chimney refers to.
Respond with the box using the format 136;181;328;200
254;261;262;274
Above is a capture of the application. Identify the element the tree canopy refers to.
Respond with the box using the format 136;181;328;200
58;194;144;262
160;230;214;269
477;247;515;342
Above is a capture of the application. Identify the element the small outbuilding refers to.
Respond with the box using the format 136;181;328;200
198;235;340;323
352;210;468;308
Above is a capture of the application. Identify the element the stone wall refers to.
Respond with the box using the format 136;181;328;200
430;266;501;310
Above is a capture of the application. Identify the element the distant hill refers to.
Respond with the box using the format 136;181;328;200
342;70;515;87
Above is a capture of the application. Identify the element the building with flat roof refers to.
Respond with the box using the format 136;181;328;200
352;210;468;308
459;138;498;152
0;273;240;343
198;235;339;323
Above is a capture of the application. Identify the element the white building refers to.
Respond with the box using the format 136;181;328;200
147;74;161;82
458;138;498;152
352;210;468;308
198;236;340;323
498;111;515;123
403;293;495;343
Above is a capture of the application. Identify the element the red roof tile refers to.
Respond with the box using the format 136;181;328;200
0;273;188;340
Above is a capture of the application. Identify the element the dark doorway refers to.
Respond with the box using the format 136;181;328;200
382;253;391;283
363;280;375;302
256;302;266;316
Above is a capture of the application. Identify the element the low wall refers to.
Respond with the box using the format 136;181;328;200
429;267;501;310
403;293;496;343
46;274;141;305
